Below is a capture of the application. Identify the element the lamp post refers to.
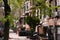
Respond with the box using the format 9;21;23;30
3;0;11;40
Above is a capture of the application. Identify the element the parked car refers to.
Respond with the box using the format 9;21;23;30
19;27;31;36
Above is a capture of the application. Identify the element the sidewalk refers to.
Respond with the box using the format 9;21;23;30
9;32;31;40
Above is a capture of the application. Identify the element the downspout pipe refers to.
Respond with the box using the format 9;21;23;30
55;0;57;40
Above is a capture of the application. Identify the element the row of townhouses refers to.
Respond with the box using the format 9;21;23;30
2;0;59;29
19;0;60;25
18;0;60;40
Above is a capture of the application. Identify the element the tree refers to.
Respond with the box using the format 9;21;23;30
3;0;11;40
8;0;25;19
25;15;40;32
25;0;59;33
0;0;3;3
2;0;24;40
25;0;48;32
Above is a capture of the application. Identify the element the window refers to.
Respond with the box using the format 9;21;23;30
24;2;29;11
57;0;60;6
36;9;40;19
24;1;30;12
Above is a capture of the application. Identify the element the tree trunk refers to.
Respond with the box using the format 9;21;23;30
3;0;11;40
4;20;9;40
